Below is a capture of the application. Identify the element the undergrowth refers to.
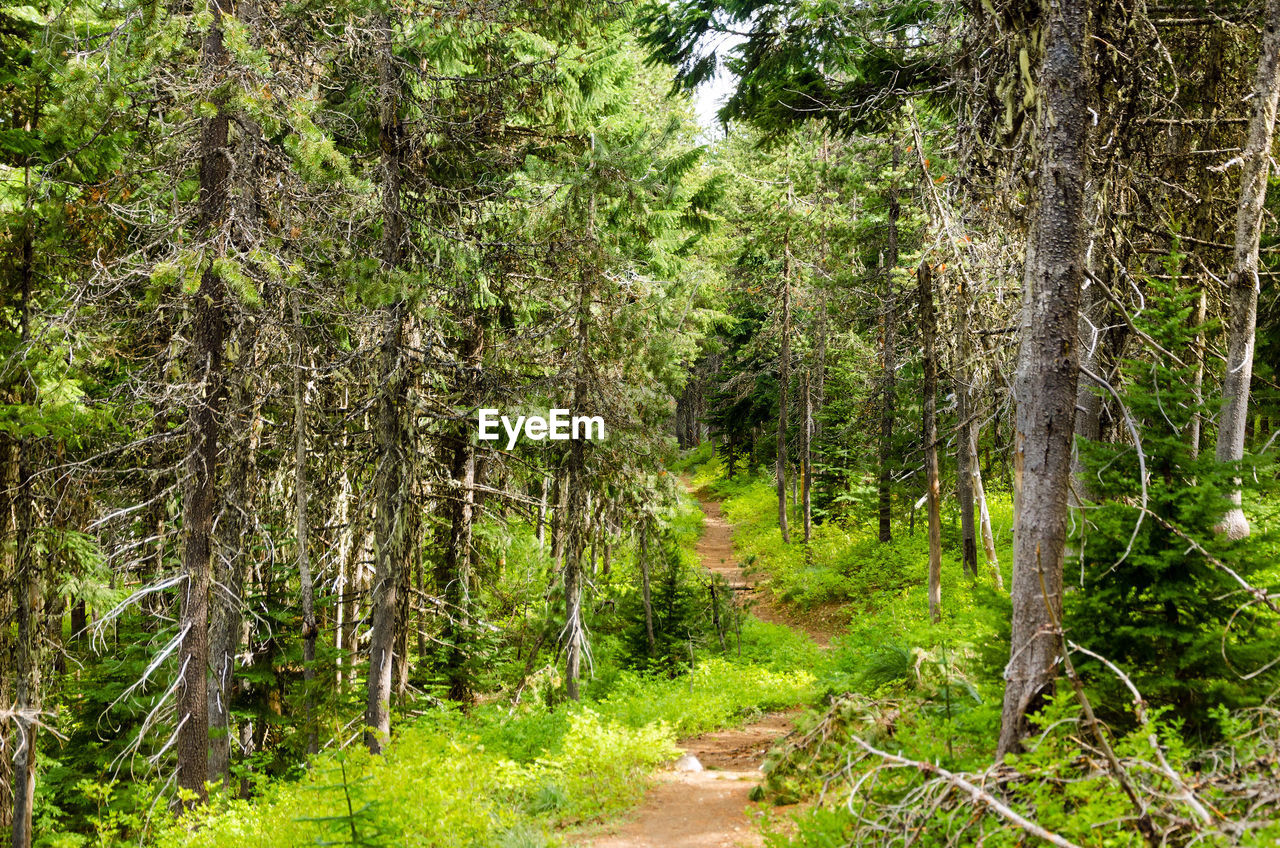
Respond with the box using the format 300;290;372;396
683;446;1280;847
76;480;819;848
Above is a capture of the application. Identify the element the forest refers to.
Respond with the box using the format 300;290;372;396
2;0;1279;845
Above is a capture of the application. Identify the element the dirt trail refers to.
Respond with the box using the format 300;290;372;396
696;497;834;647
577;714;790;848
573;494;816;848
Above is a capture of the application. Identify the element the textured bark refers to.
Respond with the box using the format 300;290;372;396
10;447;37;848
564;437;586;701
801;368;812;544
365;301;410;752
878;146;900;544
293;298;318;755
207;341;258;786
1189;287;1208;459
775;229;792;544
365;12;409;752
178;12;232;804
955;265;978;579
919;262;943;624
0;433;13;838
1215;0;1280;539
438;435;477;702
998;0;1091;759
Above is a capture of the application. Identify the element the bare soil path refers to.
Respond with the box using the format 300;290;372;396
572;493;819;848
696;497;836;647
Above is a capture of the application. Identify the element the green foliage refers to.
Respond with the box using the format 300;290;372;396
1065;278;1280;731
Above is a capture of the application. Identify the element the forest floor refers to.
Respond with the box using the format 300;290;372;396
573;492;819;848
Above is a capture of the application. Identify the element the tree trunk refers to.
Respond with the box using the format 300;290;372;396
639;522;656;656
293;297;318;755
1189;286;1208;459
919;261;943;623
178;11;233;803
802;368;812;543
536;474;549;548
206;0;263;786
776;230;792;544
997;0;1091;759
955;263;978;579
878;145;900;543
564;437;586;700
1215;0;1280;539
10;447;37;848
207;339;258;786
365;302;410;752
971;426;1002;588
438;434;477;703
365;11;409;752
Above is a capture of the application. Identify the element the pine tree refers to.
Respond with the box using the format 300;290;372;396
1066;276;1280;730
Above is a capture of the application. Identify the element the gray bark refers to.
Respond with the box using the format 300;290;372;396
207;339;258;786
802;368;812;544
878;146;900;543
10;446;36;848
1215;0;1280;539
365;12;410;752
293;297;318;755
919;262;943;623
997;0;1092;758
178;10;234;803
955;266;978;578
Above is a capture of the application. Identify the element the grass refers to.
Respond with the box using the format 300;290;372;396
92;469;823;848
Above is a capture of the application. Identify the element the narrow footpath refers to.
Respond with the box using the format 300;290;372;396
574;493;817;848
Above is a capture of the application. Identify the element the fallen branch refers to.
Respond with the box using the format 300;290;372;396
1068;641;1215;828
849;736;1087;848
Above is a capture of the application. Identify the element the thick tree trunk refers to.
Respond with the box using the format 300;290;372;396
1215;0;1280;539
206;0;264;786
207;342;258;786
919;262;943;623
365;301;410;752
997;0;1091;759
365;12;410;752
878;146;900;543
178;12;233;803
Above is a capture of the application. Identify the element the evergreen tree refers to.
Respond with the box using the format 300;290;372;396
1066;277;1280;731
